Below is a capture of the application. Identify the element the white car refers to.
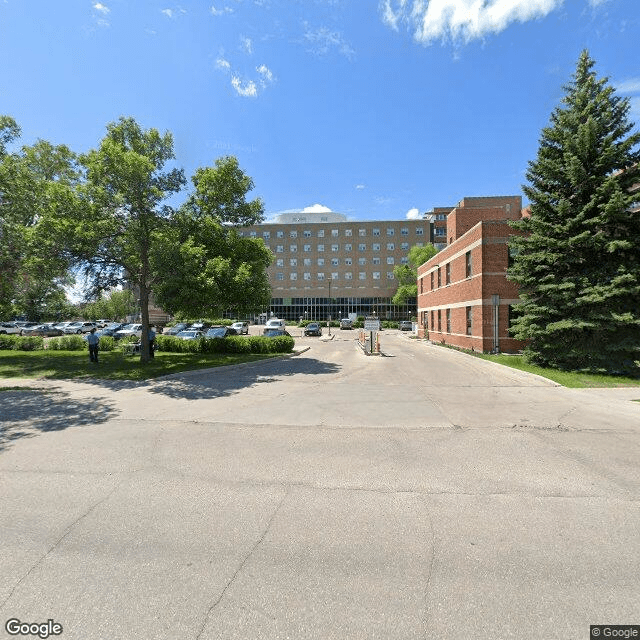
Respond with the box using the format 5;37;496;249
0;322;21;335
231;321;249;335
64;321;97;335
264;318;286;331
114;323;143;340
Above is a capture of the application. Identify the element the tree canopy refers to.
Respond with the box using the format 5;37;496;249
392;243;438;306
508;50;640;375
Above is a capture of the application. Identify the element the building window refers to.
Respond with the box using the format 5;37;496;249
446;263;451;285
436;214;446;220
359;228;366;236
290;258;297;267
466;307;472;335
372;257;381;265
290;230;297;238
387;228;395;236
331;272;339;280
359;272;366;280
446;309;451;333
358;257;367;265
317;272;325;281
386;272;394;280
331;229;339;237
290;245;297;252
277;272;284;281
318;244;325;252
437;268;441;288
317;230;325;238
401;227;409;236
263;231;270;239
435;228;446;237
358;243;366;251
331;258;339;266
373;271;381;280
420;279;423;294
430;272;434;290
276;258;284;267
345;272;353;280
387;256;394;265
276;230;284;238
373;228;380;236
400;257;409;264
317;258;325;266
303;258;311;266
331;244;339;252
344;243;352;251
416;228;424;235
437;309;441;332
345;229;352;237
321;216;328;221
431;310;435;329
276;245;284;253
290;273;297;281
387;243;395;251
466;251;472;278
345;258;352;266
304;272;311;281
304;230;312;238
372;243;381;251
304;244;311;252
401;242;409;250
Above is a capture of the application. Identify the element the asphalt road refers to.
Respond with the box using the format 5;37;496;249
1;331;639;640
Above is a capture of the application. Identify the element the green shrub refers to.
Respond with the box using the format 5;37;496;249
99;336;115;351
0;335;18;350
48;335;85;351
266;336;294;353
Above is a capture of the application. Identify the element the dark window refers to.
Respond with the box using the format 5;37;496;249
446;263;451;285
446;309;451;333
466;251;472;278
437;268;441;288
430;272;434;290
437;310;441;332
466;306;472;335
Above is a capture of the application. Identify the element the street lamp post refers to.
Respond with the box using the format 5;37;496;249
328;278;332;336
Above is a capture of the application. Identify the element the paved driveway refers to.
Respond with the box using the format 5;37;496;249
1;333;638;639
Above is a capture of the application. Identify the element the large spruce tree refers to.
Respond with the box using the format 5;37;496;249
508;50;640;375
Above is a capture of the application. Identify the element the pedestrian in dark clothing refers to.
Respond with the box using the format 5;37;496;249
148;327;156;358
87;328;99;363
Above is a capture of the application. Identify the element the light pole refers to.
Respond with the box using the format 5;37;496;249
327;278;332;336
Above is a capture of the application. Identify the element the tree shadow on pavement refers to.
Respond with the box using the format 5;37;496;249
146;355;342;400
0;389;117;452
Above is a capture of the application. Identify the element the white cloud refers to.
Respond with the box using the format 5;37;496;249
405;207;421;220
211;4;234;15
161;7;186;19
380;0;570;44
303;25;355;59
241;37;253;54
629;97;640;122
93;2;110;14
302;204;332;213
587;0;610;6
616;78;640;94
257;64;274;86
216;57;232;71
161;8;173;18
231;76;258;98
355;184;365;190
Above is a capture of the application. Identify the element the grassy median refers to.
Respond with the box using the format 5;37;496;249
0;350;283;381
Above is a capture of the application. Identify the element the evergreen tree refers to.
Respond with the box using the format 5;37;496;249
508;50;640;375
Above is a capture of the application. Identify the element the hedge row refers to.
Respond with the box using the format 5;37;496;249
155;334;294;354
0;335;118;352
0;335;44;351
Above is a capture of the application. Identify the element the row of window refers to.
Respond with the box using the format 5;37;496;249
276;272;396;281
419;251;473;293
243;227;425;239
270;242;417;253
422;307;473;335
275;256;406;267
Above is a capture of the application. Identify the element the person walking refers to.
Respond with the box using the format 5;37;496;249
87;327;99;363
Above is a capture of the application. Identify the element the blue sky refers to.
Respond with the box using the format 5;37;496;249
1;0;639;221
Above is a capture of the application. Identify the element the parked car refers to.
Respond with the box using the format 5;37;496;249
230;321;249;335
189;321;209;331
176;330;203;340
64;321;97;335
22;323;64;337
54;321;75;331
399;321;414;331
97;323;125;338
339;318;353;330
0;322;21;335
263;329;291;338
304;322;323;337
114;323;143;340
95;319;110;328
163;323;189;335
14;322;39;334
263;319;286;334
205;326;237;338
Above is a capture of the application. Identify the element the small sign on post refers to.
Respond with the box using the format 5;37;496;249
363;316;381;332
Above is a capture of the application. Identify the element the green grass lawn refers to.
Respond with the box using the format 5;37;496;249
469;352;640;388
0;350;285;381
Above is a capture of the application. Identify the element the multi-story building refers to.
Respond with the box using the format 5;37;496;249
416;196;527;353
238;211;432;321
